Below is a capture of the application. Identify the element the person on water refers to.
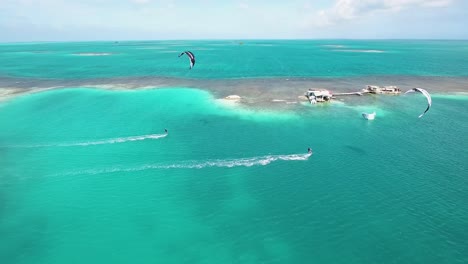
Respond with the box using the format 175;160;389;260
164;128;168;134
308;147;312;154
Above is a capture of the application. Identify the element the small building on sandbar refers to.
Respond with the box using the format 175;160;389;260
305;89;333;104
363;85;401;94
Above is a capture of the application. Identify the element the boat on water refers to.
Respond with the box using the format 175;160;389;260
305;89;333;104
363;85;401;94
362;112;376;120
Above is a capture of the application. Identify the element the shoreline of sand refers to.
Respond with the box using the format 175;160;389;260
1;75;468;107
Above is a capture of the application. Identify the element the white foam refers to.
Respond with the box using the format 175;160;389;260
322;45;346;48
272;100;298;104
56;153;313;176
333;49;385;53
3;133;167;148
72;52;113;56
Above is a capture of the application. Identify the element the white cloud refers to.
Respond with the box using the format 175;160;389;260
312;0;454;27
421;0;453;7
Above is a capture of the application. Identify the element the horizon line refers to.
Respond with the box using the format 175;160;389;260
1;38;468;44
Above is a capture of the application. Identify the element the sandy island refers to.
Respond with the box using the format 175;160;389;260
1;76;468;108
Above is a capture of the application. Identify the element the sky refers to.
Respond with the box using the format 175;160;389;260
0;0;467;41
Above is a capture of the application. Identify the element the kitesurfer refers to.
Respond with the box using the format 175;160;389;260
178;51;196;69
308;147;312;154
164;128;168;134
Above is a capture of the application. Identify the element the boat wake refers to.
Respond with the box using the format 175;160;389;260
56;153;312;176
3;133;167;148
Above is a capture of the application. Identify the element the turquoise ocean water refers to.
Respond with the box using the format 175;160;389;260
1;40;468;263
1;40;468;79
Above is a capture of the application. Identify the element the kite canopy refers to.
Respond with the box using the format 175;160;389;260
178;51;195;69
405;88;432;118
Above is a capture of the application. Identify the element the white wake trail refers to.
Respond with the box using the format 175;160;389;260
56;153;313;176
2;133;167;148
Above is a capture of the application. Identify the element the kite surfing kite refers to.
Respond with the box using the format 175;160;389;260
178;51;195;69
405;88;432;118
